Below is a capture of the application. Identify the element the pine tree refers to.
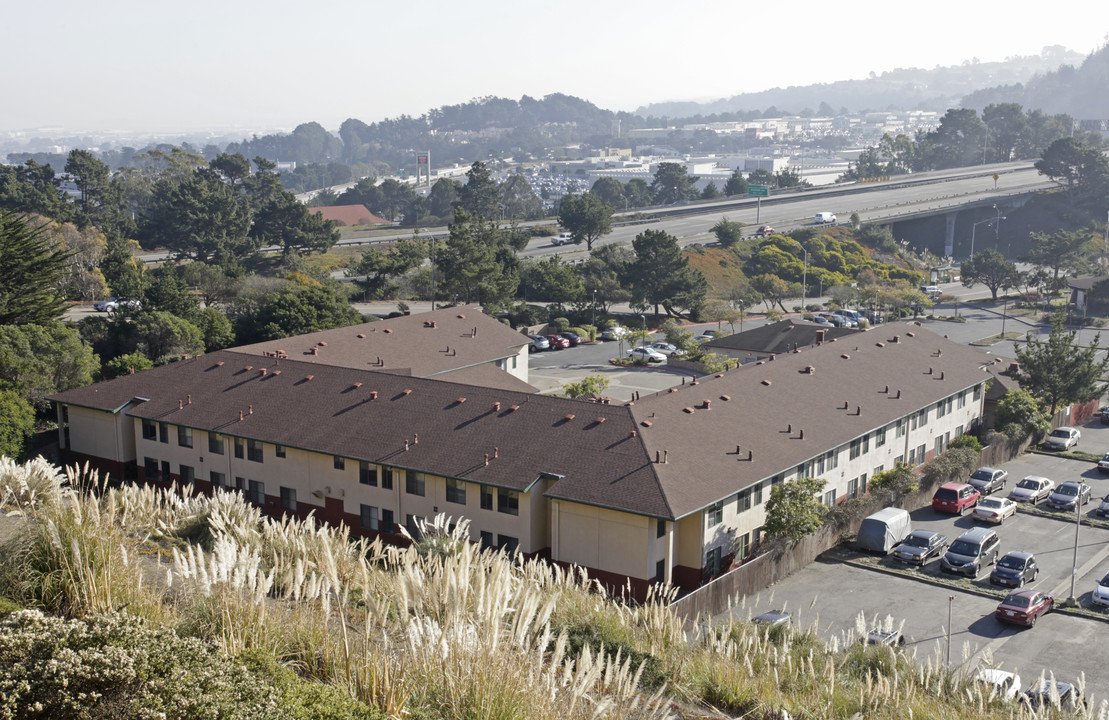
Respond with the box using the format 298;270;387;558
0;210;71;326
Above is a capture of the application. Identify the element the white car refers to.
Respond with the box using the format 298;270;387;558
1045;426;1080;451
649;342;679;355
1097;453;1109;473
1008;476;1055;504
1097;493;1109;517
975;669;1022;702
973;496;1018;524
626;347;666;363
1092;572;1109;607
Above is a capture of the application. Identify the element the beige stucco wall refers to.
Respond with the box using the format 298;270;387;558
553;502;650;580
66;405;130;463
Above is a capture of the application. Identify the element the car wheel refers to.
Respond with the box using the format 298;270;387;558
1029;614;1037;627
1016;577;1024;588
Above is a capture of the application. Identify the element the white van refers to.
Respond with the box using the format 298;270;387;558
815;212;837;224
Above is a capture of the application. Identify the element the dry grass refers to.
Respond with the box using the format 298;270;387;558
0;457;1104;720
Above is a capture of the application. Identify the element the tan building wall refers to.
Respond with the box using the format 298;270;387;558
65;405;131;463
553;502;650;580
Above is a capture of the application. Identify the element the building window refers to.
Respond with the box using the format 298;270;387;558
234;438;244;459
179;465;194;485
158;422;168;444
738;532;751;560
655;559;665;582
875;427;887;447
334;456;345;471
480;530;494;548
208;432;224;454
822;489;837;507
754;482;765;505
497;489;519;516
177;426;193;448
973;383;982;401
406;470;424;497
144;457;158;481
280;487;296;513
656;518;666;538
360;504;379;531
917;444;926;464
738;488;752;512
847;477;859;499
955;425;964;438
142;419;156;440
826;450;838;470
275;445;286;459
497;534;519;552
894;455;904;466
381;509;394;534
234;476;246;492
406;515;423;540
248;480;265;506
446;478;466;504
161;461;170;482
849;438;863;460
706;501;723;527
896;419;907;438
210;471;225;489
958;391;967;409
872;465;883;478
935;436;945;456
859;473;868;495
247;439;263;463
705;546;722;577
359;462;377;486
480;485;493;510
381;467;393;490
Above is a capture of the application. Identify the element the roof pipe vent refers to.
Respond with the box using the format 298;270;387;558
186;394;192;404
178;400;183;409
249;405;253;415
404;440;410;451
484;453;489;466
720;394;731;401
799;428;805;439
747;450;753;461
414;433;419;444
494;447;499;459
493;402;501;412
939;371;945;380
896;389;901;399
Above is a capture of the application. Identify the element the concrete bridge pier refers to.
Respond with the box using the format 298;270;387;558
944;212;956;257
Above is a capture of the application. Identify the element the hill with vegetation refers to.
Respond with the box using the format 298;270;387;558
0;456;1094;719
963;42;1109;118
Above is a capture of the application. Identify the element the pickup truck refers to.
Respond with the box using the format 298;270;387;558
551;232;574;246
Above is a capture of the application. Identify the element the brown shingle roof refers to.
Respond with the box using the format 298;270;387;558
309;204;389;226
229;304;533;388
626;322;995;518
702;319;860;358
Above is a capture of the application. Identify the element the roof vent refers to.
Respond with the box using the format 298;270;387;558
841;354;850;359
683;407;695;414
318;341;327;347
564;414;575;421
896;389;901;399
509;404;520;412
816;329;826;344
402;388;412;395
906;331;916;337
456;397;466;404
893;335;900;343
803;365;815;374
668;387;678;393
715;373;724;378
875;342;885;348
186;394;192;404
272;370;281;376
720;394;731;401
260;368;267;376
352;382;362;388
244;365;253;371
493;402;501;411
756;360;765;365
594;417;606;424
370;391;378;400
384;328;392;334
939;371;945;380
305;375;314;381
761;379;772;386
310;347;318;355
690;380;699;386
457;314;465;319
641;420;653;428
357;333;366;338
215;361;224;367
702;399;711;410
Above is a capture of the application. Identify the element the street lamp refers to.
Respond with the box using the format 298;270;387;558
946;594;955;666
793;240;808;312
970;217;996;258
1069;494;1082;606
591;289;596;330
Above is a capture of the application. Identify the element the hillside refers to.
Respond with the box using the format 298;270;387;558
963;42;1109;118
636;47;1085;118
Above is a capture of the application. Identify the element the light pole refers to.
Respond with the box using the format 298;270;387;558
970;217;995;258
946;595;954;666
994;206;1006;248
1069;494;1082;605
591;289;596;330
793;240;808;312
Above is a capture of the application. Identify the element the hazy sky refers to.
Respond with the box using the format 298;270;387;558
4;0;1105;134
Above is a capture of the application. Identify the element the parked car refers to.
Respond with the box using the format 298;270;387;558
544;334;570;349
1098;453;1109;473
920;285;941;298
941;527;1000;577
599;326;627;341
995;589;1053;627
93;297;119;312
1091;571;1109;607
752;609;791;626
932;482;980;515
1046;481;1091;511
626;346;666;363
831;310;858;328
810;315;835;327
856;508;912;554
816;313;845;327
1044;426;1080;450
973;496;1018;524
991;551;1039;588
975;669;1022;702
753;225;774;238
560;331;583;346
891;529;947;565
528;335;549;353
649;341;678;354
1008;476;1054;504
862;309;885;325
968;467;1008;494
863;628;905;646
94;297;141;312
1097;493;1109;517
1099;407;1109;424
1022;678;1083;710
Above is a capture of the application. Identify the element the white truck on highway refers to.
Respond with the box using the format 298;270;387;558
815;212;837;224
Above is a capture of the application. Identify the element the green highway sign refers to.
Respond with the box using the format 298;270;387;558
748;185;770;197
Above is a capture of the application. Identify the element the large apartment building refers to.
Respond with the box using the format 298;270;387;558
50;316;991;598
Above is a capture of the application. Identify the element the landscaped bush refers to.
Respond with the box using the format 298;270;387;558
946;434;983;452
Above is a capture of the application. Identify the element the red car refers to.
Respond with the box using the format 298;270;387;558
995;589;1054;627
753;225;774;238
544;334;570;349
932;482;980;515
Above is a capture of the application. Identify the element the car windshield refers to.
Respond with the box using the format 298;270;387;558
903;534;928;548
1050;429;1070;438
949;540;978;555
970;470;993;481
1016;478;1041;490
1003;593;1033;608
1100;572;1109;585
978;498;1003;510
936;488;957;500
1057;485;1079;496
998;555;1026;570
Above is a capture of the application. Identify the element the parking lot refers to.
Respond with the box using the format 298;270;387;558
726;428;1109;708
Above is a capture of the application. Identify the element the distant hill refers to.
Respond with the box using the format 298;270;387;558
962;42;1109;118
635;47;1085;118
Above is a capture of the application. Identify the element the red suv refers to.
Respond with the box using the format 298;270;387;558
932;482;981;515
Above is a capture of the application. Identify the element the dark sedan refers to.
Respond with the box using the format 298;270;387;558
990;551;1039;588
995;589;1053;627
560;331;583;346
1046;481;1091;511
891;530;948;565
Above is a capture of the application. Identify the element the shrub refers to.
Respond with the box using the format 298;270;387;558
550;317;570;332
557;622;667;690
946;434;983;452
921;447;979;487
